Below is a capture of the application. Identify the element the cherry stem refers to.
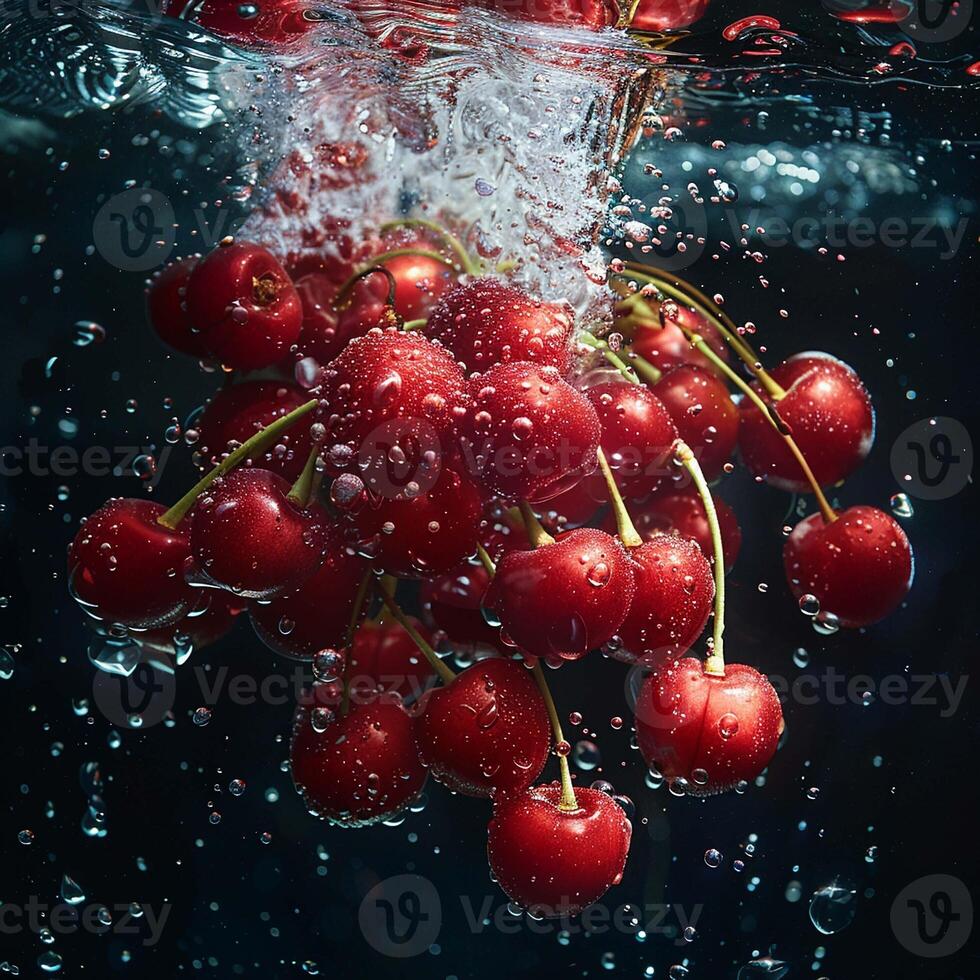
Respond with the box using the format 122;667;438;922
378;582;456;685
578;332;641;385
402;318;427;331
518;500;555;548
672;440;727;676
531;663;578;811
333;265;401;325
370;574;399;625
378;219;480;276
628;349;663;386
286;446;322;507
156;398;319;530
683;330;838;525
595;447;643;549
340;569;375;717
476;543;496;576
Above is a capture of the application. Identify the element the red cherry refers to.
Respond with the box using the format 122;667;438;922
319;328;467;473
538;479;606;531
349;467;483;577
487;784;632;916
476;0;620;30
627;300;730;376
137;592;245;657
651;366;738;481
485;528;636;662
462;362;601;503
420;563;501;649
616;533;714;667
380;251;457;321
612;489;741;571
783;505;913;628
585;382;678;499
163;0;317;45
347;619;437;704
629;0;711;31
425;278;574;375
290;695;426;827
68;498;195;630
292;272;345;366
413;658;551;798
635;658;783;796
186;242;302;370
195;380;314;482
248;525;368;658
738;352;874;491
190;469;331;598
145;257;209;357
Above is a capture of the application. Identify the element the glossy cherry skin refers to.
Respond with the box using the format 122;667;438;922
738;352;875;491
624;297;730;376
190;469;331;598
195;380;314;483
616;533;714;667
477;0;619;30
425;278;574;375
68;498;195;630
487;784;632;917
585;382;678;499
635;658;783;796
652;366;738;481
290;695;427;828
137;592;245;657
319;328;468;472
163;0;318;46
413;657;551;799
462;362;601;503
420;563;501;649
185;242;302;370
346;619;437;704
613;489;741;571
783;506;913;628
145;257;209;357
248;524;368;658
381;251;457;322
485;528;636;663
349;467;483;577
629;0;710;31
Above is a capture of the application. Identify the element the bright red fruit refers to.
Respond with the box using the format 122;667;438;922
380;251;456;321
476;0;619;30
626;298;730;376
783;506;913;628
420;563;501;649
186;242;302;370
652;366;738;481
585;382;678;499
163;0;318;46
68;499;195;630
195;380;314;482
248;525;368;658
138;592;245;657
616;533;714;667
425;278;574;375
462;362;601;503
190;469;331;598
145;257;208;357
346;619;437;704
350;468;483;577
413;657;550;798
290;696;426;827
738;352;875;491
629;0;711;31
485;528;636;662
635;658;783;796
487;784;632;916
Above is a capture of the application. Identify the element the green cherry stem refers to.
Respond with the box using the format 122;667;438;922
579;332;641;384
595;447;643;549
285;445;322;507
476;543;496;576
340;569;376;717
672;440;726;677
378;581;456;685
518;500;555;548
156;398;320;529
402;318;427;332
531;663;578;812
378;219;481;276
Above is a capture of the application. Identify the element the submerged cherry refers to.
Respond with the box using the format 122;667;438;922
186;241;302;370
485;525;636;663
290;695;426;828
145;257;209;357
414;657;550;798
190;468;331;598
137;592;245;658
68;498;195;630
346;618;437;704
425;278;574;375
783;505;913;628
462;362;601;503
629;0;711;31
420;563;501;650
478;0;619;30
487;783;632;916
164;0;319;45
738;352;875;491
635;657;783;796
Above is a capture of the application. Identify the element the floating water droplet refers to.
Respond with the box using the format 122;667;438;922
890;492;914;518
573;740;601;771
192;707;212;727
18;828;35;845
73;320;106;346
737;957;789;979
37;951;64;973
60;873;86;905
798;593;820;616
704;848;722;868
809;881;857;934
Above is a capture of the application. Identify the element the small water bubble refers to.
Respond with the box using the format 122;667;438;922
73;320;106;346
704;848;722;868
18;829;34;845
573;740;601;771
890;493;914;518
229;778;246;796
37;951;63;974
60;873;86;905
798;594;820;616
809;881;857;934
192;707;212;727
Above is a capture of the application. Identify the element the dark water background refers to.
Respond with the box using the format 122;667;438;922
1;1;978;977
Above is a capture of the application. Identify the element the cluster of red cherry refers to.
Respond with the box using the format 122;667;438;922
67;216;912;917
